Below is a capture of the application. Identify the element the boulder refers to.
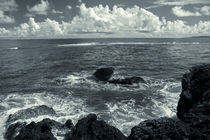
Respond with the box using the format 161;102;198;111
93;68;114;81
108;76;146;85
5;119;74;140
128;117;192;140
65;114;127;140
14;120;57;140
4;122;26;140
177;64;210;119
7;105;56;124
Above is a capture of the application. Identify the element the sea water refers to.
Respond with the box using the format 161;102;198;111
0;38;210;139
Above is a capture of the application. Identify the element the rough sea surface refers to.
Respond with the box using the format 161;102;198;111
0;38;210;139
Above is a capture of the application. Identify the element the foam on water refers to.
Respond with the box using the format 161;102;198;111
8;47;18;50
0;71;181;139
59;71;148;91
0;92;90;140
57;41;202;47
57;71;181;135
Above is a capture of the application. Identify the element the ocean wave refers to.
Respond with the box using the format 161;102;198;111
0;92;90;140
57;42;201;47
0;72;181;139
8;47;19;50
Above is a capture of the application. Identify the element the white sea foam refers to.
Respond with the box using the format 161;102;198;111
0;92;90;140
57;41;201;47
61;71;148;91
8;47;18;50
0;72;181;139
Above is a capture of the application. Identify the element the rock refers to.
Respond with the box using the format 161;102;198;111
5;118;74;140
7;105;56;124
93;68;114;81
108;76;146;85
65;114;127;140
177;64;210;119
4;122;26;140
15;120;57;140
128;117;192;140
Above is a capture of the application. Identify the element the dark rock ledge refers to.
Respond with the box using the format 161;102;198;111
4;64;210;140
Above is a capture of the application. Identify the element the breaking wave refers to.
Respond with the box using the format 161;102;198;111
57;41;201;47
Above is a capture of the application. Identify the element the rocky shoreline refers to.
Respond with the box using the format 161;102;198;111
4;64;210;140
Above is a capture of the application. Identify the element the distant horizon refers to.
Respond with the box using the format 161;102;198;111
0;35;210;40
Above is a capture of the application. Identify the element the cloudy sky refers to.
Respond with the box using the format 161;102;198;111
0;0;210;38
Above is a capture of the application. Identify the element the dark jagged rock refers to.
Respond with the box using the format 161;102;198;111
128;117;192;140
7;105;56;124
65;114;127;140
93;67;114;81
4;122;26;140
108;76;146;85
5;118;74;140
15;120;57;140
177;64;210;119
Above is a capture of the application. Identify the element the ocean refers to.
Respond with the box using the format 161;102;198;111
0;38;210;139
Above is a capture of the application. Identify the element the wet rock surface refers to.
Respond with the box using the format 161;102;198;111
65;114;127;140
4;64;210;140
94;68;146;85
93;67;114;81
7;105;56;124
5;118;74;140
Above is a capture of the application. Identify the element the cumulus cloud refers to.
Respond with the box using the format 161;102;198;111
200;6;210;15
0;3;210;38
0;10;15;23
27;0;50;16
172;6;201;17
172;6;210;17
69;4;162;33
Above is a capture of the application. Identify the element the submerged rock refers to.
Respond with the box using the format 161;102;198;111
65;114;126;140
7;105;56;124
93;67;114;81
108;76;146;85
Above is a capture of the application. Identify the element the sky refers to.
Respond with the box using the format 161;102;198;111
0;0;210;38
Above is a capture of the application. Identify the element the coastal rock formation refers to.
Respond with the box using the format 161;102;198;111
5;118;74;140
177;64;210;119
128;117;191;140
129;64;210;140
4;64;210;140
7;105;56;124
65;114;127;140
108;76;146;85
93;67;114;81
93;68;146;85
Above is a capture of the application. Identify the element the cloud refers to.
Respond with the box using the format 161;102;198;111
67;5;72;10
172;6;210;17
0;10;15;23
154;0;210;6
27;0;50;16
172;6;201;17
69;4;162;33
13;17;63;38
1;3;210;38
200;6;210;15
51;9;63;14
0;0;18;11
